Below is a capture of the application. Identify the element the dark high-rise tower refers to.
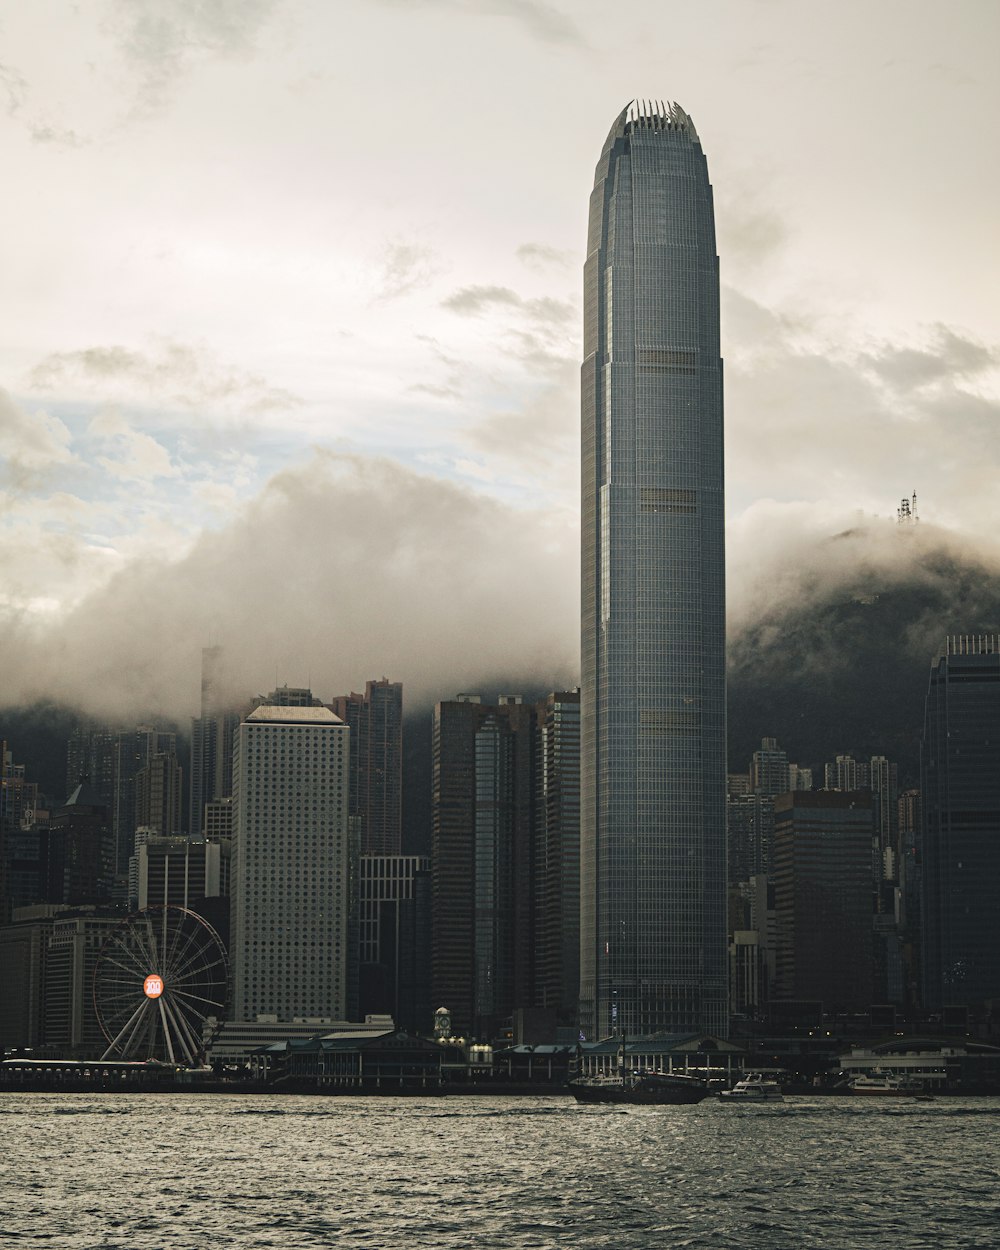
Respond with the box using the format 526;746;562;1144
431;695;534;1040
430;692;581;1040
920;635;1000;1010
581;101;727;1038
331;679;403;855
190;646;240;837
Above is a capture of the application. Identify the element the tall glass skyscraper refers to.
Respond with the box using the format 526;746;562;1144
580;101;728;1038
920;635;1000;1010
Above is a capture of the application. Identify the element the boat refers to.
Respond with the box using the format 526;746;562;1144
848;1073;924;1096
569;1069;712;1105
719;1072;784;1102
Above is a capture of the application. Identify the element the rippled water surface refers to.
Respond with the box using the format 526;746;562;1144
4;1092;999;1248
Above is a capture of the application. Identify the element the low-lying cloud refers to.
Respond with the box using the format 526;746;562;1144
0;451;580;721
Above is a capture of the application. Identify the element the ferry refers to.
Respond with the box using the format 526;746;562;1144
569;1069;712;1105
848;1073;924;1096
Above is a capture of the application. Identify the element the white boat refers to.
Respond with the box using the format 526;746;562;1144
719;1072;784;1102
848;1073;924;1096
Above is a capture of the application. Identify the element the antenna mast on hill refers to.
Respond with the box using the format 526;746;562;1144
897;491;919;525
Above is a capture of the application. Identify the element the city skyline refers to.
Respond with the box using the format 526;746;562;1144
1;1;998;723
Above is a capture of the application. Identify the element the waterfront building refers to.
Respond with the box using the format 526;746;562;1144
728;874;775;1020
231;702;350;1021
0;907;52;1051
202;1013;395;1067
773;791;875;1013
357;854;430;1033
920;635;1000;1010
580;100;727;1037
0;903;131;1056
533;690;581;1028
432;692;581;1040
42;910;122;1056
331;679;403;856
432;695;534;1040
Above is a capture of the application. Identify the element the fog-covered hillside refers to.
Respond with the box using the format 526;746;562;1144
728;523;1000;785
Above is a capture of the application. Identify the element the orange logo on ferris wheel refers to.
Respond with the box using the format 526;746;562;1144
143;974;164;999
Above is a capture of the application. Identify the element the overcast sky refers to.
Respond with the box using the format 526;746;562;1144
2;0;998;717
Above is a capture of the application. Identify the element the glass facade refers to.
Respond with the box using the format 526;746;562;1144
581;102;727;1038
920;636;1000;1008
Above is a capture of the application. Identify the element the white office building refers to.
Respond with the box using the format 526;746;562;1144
232;704;350;1021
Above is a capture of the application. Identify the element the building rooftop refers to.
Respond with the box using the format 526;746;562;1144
626;98;697;137
245;705;342;725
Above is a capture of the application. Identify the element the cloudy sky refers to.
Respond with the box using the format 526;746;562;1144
2;0;998;717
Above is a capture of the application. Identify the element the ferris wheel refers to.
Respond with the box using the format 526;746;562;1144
93;905;229;1066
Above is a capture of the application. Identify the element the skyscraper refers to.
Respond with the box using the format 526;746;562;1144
190;646;240;837
232;702;350;1021
430;691;581;1040
113;726;177;877
534;690;581;1028
920;635;1000;1010
580;101;727;1038
772;791;875;1014
431;695;534;1040
750;737;790;798
330;679;403;855
358;854;430;1032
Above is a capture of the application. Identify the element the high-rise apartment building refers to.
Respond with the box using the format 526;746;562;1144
868;755;898;854
580;101;727;1037
920;636;1000;1009
823;754;869;793
750;738;789;797
232;702;350;1021
331;679;403;855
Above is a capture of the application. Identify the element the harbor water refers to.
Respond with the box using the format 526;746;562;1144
4;1092;998;1248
